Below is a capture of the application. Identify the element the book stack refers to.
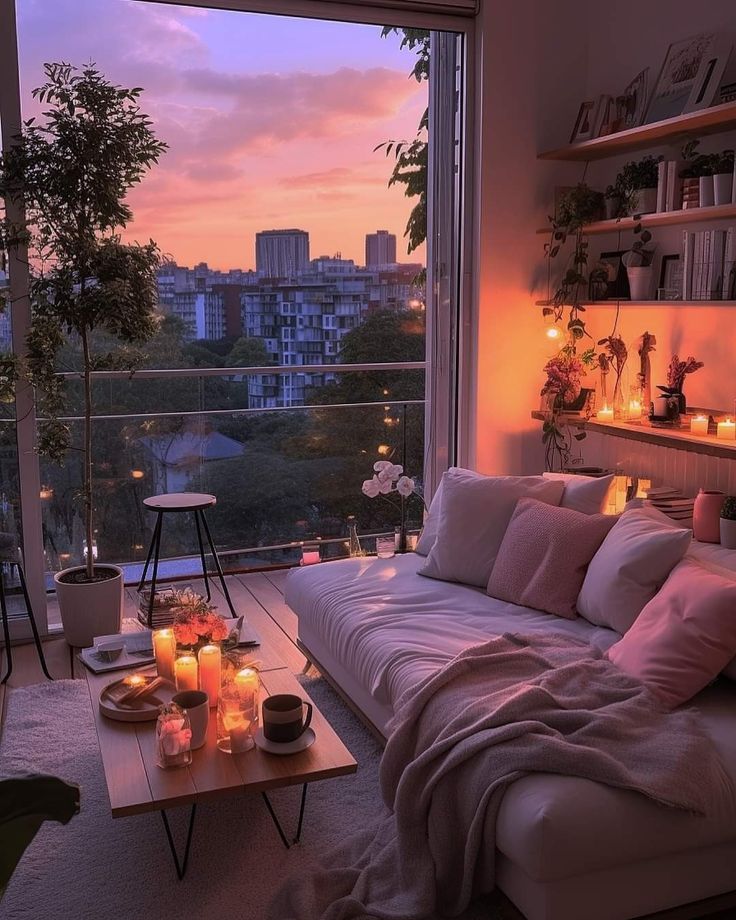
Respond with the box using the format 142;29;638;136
137;583;184;628
656;160;684;212
681;227;736;300
644;487;694;528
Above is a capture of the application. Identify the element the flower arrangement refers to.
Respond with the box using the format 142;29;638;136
171;589;229;649
362;461;420;552
597;334;628;414
666;354;704;392
636;331;656;409
541;353;585;407
540;351;591;472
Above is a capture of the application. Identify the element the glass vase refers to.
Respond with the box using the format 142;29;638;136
216;666;259;754
155;702;192;769
347;515;364;558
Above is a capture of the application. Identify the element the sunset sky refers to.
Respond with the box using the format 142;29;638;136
17;0;427;270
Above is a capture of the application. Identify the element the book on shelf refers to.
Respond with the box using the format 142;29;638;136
665;160;683;212
656;160;667;213
724;227;736;300
680;228;734;301
682;230;694;300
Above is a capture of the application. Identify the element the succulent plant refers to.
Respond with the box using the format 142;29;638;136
721;496;736;520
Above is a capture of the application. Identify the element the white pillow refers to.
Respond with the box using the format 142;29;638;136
415;468;487;556
542;472;614;515
687;540;736;680
419;469;565;587
577;506;692;634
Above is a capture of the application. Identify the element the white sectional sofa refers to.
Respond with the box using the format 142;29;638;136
286;549;736;920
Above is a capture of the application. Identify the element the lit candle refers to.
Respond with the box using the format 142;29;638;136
628;399;642;420
153;629;176;683
198;644;221;708
234;667;259;696
717;418;736;440
597;405;614;421
690;415;709;436
174;655;198;692
124;674;146;688
301;548;320;565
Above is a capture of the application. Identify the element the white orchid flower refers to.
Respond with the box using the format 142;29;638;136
379;477;393;494
376;462;403;483
374;460;392;473
396;475;415;497
362;477;381;498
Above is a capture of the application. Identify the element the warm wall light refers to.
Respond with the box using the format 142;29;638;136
39;486;54;500
130;469;145;480
377;444;391;456
546;326;562;340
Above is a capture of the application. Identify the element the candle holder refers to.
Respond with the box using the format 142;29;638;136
216;667;259;754
155;702;192;769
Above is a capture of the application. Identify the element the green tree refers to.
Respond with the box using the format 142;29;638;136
224;336;269;368
0;62;166;578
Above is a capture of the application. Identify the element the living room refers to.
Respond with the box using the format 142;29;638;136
2;1;736;919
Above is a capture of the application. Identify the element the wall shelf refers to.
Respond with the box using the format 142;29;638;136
536;202;736;236
538;102;736;162
531;411;736;459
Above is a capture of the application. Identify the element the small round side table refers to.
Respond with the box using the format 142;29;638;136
137;493;236;626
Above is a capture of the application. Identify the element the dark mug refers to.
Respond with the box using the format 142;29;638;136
262;693;313;744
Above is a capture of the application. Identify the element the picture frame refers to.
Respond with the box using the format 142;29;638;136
622;68;649;128
594;95;615;137
658;254;683;300
684;36;734;113
570;100;598;143
598;251;631;300
646;33;718;123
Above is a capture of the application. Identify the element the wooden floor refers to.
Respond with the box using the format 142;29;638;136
0;569;303;725
2;568;734;920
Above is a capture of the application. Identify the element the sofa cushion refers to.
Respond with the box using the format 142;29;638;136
607;558;736;708
687;541;736;680
419;470;565;588
543;472;614;514
487;499;616;618
577;506;691;634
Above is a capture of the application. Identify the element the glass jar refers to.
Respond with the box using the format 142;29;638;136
155;702;192;769
216;666;259;754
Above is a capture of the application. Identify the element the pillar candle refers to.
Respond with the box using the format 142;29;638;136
153;628;175;683
596;405;614;421
628;399;642;420
690;415;709;436
717;419;736;440
198;644;221;707
235;667;259;697
175;655;198;692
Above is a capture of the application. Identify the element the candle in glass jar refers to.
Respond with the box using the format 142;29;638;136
301;548;320;565
175;655;198;691
597;405;614;421
198;644;221;707
235;667;259;696
718;418;736;440
153;628;175;683
690;415;709;436
628;399;642;420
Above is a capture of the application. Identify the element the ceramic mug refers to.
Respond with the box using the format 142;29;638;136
262;693;313;744
172;690;209;750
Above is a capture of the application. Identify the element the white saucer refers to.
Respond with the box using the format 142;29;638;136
254;727;316;755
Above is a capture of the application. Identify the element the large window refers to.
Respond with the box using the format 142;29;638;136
2;0;470;629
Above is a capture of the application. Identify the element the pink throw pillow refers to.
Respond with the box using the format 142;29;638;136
487;498;616;618
607;558;736;709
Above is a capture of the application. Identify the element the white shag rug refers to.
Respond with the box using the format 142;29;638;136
0;678;502;920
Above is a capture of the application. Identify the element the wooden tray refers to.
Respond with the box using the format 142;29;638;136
99;675;176;723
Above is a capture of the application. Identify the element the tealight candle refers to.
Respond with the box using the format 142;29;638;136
153;628;175;683
690;415;709;436
718;418;736;440
174;655;198;692
628;399;642;420
596;405;614;421
198;644;221;708
124;674;147;688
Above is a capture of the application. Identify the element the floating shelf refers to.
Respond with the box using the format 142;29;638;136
538;102;736;162
531;412;736;459
534;300;736;308
537;203;736;236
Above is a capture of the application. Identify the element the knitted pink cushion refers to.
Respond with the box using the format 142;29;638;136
608;558;736;708
487;498;616;618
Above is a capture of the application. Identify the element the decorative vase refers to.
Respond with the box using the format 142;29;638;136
155;702;192;769
54;564;124;648
630;187;657;215
612;377;625;418
720;517;736;550
626;265;653;301
693;490;725;543
699;175;715;208
714;172;733;206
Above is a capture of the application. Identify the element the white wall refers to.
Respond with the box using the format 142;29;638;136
472;0;736;477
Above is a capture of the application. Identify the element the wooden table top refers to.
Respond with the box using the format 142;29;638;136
84;662;357;818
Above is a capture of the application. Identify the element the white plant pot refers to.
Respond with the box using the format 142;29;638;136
714;172;733;206
626;265;654;301
54;564;124;647
630;187;657;215
699;175;715;207
720;518;736;550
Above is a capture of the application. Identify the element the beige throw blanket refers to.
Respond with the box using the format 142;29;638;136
271;633;731;920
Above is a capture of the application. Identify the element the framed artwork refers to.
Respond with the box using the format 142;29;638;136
570;100;597;143
685;36;734;113
594;95;615;137
622;68;649;128
646;34;717;123
658;254;683;300
599;251;631;300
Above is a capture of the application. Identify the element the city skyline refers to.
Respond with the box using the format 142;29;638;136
17;0;428;270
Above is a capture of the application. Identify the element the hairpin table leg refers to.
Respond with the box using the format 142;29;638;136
161;804;197;880
261;784;308;848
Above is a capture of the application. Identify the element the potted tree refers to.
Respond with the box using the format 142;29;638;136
0;63;166;646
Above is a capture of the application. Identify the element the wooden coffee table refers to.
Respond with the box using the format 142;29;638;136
83;655;357;878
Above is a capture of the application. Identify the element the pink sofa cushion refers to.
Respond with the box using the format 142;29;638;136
487;498;616;618
607;558;736;708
